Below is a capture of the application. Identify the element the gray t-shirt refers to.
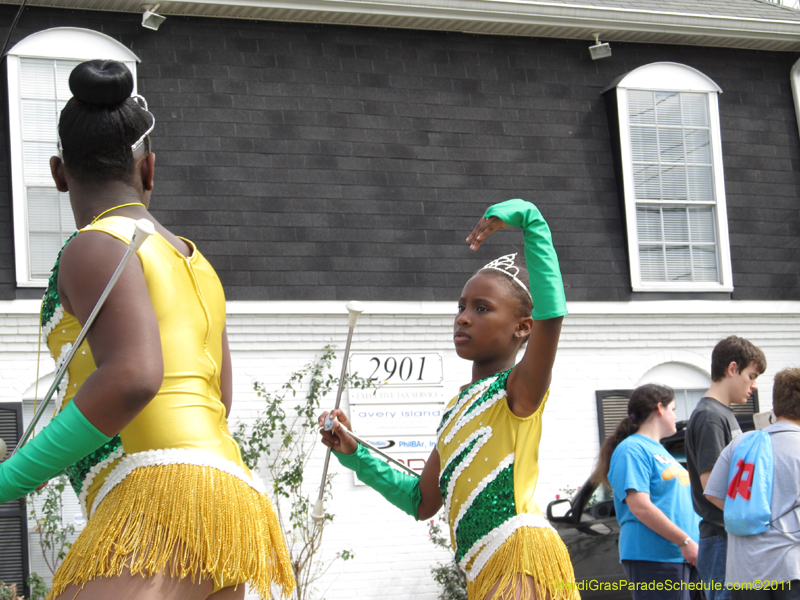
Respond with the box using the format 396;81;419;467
705;422;800;584
685;396;742;538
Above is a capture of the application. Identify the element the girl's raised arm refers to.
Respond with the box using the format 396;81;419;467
466;199;567;416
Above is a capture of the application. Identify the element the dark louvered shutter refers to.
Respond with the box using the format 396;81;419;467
596;389;759;444
595;389;634;443
0;403;30;597
731;390;759;415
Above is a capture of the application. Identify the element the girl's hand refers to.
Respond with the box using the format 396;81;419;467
318;409;358;455
466;215;510;251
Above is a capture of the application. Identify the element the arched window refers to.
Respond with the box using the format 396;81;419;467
6;28;139;287
604;62;733;294
636;362;711;421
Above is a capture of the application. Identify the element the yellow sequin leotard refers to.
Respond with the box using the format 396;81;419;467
437;369;579;600
43;216;295;599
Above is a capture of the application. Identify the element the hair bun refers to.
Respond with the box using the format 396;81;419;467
69;60;133;106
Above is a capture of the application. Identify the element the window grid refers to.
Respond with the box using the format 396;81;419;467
19;58;78;280
628;90;721;285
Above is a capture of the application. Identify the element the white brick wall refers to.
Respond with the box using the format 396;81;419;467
2;299;798;599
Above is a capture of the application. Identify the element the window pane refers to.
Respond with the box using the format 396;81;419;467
21;99;58;141
23;142;58;185
636;205;720;283
55;61;80;100
658;128;685;164
630;127;658;162
639;245;666;282
685;129;710;164
687;165;714;202
628;90;655;125
691;246;719;282
637;206;663;242
633;164;662;200
19;59;55;99
663;207;689;242
29;232;66;279
655;92;681;126
27;188;62;231
661;165;688;200
681;93;709;127
688;206;716;243
665;246;693;281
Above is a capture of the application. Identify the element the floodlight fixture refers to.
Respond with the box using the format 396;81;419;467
142;4;166;30
589;33;612;60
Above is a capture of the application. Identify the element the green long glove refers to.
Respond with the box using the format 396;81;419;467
334;443;421;519
0;401;111;504
484;198;567;320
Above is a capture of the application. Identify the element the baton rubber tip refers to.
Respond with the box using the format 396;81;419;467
310;499;325;523
0;437;6;459
346;301;364;326
130;218;156;252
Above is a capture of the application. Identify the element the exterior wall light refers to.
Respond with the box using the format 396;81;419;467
589;33;612;60
142;4;166;30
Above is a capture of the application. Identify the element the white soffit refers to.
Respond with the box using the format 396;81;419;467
6;0;800;51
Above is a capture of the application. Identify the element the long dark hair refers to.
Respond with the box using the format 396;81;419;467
591;383;674;488
58;60;152;183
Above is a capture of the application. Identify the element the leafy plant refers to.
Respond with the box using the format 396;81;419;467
232;345;373;600
0;582;24;600
27;476;75;578
26;574;48;600
427;514;467;600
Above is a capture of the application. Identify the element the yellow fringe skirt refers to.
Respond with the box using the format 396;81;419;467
465;526;580;600
49;463;295;599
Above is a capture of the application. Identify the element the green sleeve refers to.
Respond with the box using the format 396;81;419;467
334;443;421;519
484;198;567;320
0;401;111;503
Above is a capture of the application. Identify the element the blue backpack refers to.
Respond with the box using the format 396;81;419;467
723;431;773;536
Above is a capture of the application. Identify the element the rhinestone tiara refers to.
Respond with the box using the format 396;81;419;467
482;253;532;300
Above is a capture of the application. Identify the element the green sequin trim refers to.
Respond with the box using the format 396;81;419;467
41;230;118;499
460;369;510;423
439;434;485;501
436;369;511;436
455;462;516;564
65;435;123;497
41;231;78;327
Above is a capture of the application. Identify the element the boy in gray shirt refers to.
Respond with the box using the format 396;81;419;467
705;368;800;599
685;336;766;600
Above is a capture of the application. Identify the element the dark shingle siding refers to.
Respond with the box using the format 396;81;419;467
0;6;797;302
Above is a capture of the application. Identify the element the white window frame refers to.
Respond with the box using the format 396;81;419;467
7;28;139;287
790;58;800;143
614;62;734;293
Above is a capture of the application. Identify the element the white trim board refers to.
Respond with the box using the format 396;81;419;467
2;299;797;317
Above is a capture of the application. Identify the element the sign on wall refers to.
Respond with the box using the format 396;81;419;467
349;352;443;387
347;353;446;477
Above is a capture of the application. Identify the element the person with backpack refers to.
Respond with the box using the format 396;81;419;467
704;368;800;600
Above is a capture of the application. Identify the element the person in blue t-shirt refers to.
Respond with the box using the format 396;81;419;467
592;384;701;600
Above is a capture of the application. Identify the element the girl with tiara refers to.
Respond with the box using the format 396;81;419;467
320;199;580;600
0;60;294;599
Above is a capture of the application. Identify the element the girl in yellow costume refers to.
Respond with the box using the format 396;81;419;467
320;199;580;600
0;60;294;600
